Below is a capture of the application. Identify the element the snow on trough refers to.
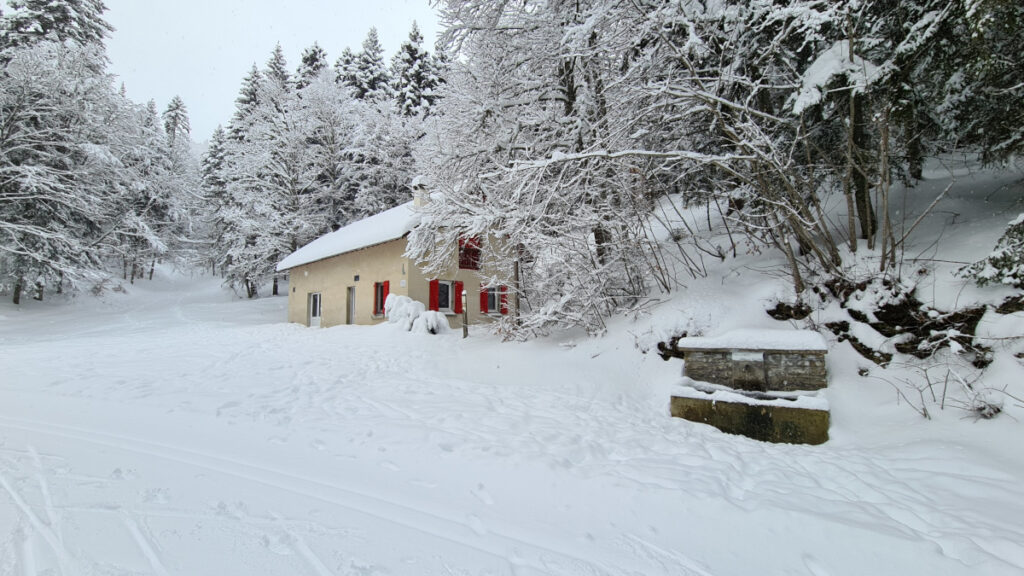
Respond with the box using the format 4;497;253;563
675;328;827;351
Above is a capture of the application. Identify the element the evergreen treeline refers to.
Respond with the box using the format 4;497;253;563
203;25;442;298
0;0;199;303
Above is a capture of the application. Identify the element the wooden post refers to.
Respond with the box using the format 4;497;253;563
461;289;468;339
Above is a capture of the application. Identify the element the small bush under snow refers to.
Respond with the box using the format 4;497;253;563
385;294;450;335
385;294;425;331
411;311;452;335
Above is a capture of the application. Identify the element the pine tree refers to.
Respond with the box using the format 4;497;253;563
1;0;114;49
264;43;291;90
296;42;328;89
228;64;261;140
162;95;191;147
352;28;390;100
334;47;357;87
391;21;438;116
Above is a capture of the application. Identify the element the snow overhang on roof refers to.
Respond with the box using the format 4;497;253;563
276;201;421;272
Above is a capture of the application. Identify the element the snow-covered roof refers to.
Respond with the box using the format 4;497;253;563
276;201;420;271
675;329;827;352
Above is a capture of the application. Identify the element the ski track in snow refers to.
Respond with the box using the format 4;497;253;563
0;415;646;576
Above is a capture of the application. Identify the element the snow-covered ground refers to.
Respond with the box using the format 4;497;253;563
2;163;1023;575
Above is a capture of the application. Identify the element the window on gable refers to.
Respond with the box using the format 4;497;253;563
458;236;481;270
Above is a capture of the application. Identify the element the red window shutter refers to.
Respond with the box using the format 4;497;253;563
500;285;509;315
382;281;390;312
373;283;379;314
454;281;464;314
480;283;488;313
429;279;439;311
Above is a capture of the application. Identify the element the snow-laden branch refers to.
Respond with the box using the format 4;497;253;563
506;149;756;172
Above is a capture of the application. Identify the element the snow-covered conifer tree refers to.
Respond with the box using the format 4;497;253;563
334;47;357;87
162;95;191;147
351;28;391;101
391;21;438;116
296;42;328;89
0;0;113;48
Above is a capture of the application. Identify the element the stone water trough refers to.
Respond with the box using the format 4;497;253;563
666;329;830;445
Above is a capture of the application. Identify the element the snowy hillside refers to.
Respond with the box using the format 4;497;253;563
1;161;1023;575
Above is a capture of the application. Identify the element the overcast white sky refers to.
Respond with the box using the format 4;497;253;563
103;0;441;142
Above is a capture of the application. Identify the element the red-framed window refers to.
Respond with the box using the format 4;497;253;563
479;284;509;315
429;279;464;314
458;236;481;270
373;281;390;316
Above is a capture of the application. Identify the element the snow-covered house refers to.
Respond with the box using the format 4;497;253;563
276;192;514;329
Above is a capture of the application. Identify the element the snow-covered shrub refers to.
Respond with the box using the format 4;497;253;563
385;294;450;335
411;311;451;335
961;214;1024;288
384;294;425;331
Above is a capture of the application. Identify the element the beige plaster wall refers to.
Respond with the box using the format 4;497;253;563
286;239;410;328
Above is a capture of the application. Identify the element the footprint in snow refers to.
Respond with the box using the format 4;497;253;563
802;554;832;576
215;401;241;417
471;483;494;506
141;488;170;504
466;514;487;536
380;461;400;472
261;532;295;556
110;467;137;480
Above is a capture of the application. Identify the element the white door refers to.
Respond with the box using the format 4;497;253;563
308;292;322;328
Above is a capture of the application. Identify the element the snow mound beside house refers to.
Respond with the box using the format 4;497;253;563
385;294;450;334
384;294;424;330
411;311;452;335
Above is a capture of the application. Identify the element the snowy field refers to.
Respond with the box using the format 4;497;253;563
1;270;1022;576
2;165;1024;575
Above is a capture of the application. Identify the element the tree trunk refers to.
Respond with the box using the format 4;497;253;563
851;93;876;243
34;280;43;301
13;276;23;305
593;225;612;266
272;276;279;296
906;130;923;181
148;258;155;280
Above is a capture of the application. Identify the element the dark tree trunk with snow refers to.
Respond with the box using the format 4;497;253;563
851;93;876;241
12;276;23;305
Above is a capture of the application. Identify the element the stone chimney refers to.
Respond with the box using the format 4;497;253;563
411;176;429;207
